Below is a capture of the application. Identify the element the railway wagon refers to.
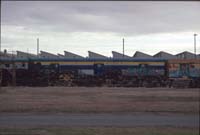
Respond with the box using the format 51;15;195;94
0;57;167;86
33;58;166;75
1;57;200;87
167;59;200;87
35;58;167;87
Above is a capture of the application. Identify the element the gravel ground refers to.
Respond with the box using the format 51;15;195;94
0;87;199;114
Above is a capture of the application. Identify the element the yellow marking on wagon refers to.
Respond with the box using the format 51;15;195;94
38;61;165;66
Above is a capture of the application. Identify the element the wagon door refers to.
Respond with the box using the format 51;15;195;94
138;64;148;76
180;63;189;77
94;63;104;76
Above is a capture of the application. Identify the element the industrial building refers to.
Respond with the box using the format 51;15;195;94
153;51;177;59
0;50;16;58
40;51;59;58
1;49;200;60
176;51;196;59
88;51;108;59
133;51;153;59
64;51;84;59
112;51;132;59
57;54;66;58
17;51;37;58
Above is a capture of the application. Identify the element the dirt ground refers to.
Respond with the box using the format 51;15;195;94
0;87;199;114
0;127;199;135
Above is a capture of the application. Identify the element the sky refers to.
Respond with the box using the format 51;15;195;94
1;1;200;57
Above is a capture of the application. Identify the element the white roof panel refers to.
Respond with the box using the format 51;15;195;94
40;51;58;58
133;51;152;58
153;51;176;59
112;51;131;59
17;51;37;58
88;51;108;59
64;51;84;59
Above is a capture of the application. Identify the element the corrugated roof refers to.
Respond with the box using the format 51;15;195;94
176;51;195;59
88;51;108;59
153;51;176;59
64;51;84;59
40;51;58;58
57;54;65;58
17;51;37;58
133;51;152;58
112;51;131;59
2;49;199;60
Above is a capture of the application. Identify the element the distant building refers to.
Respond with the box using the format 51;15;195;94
2;49;199;60
0;50;15;58
64;51;84;59
57;54;66;58
176;51;195;59
112;51;131;59
153;51;177;59
17;51;37;58
39;51;58;58
88;51;108;59
133;51;153;58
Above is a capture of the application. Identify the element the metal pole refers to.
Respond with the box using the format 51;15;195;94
194;34;197;59
0;18;1;88
123;38;124;57
0;27;1;58
0;28;1;62
37;38;39;57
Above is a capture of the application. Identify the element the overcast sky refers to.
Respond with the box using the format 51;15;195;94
1;1;200;57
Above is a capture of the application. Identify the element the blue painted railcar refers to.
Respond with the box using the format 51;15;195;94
28;57;166;76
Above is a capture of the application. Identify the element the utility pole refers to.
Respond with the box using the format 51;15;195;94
123;38;124;57
0;30;1;58
37;38;39;57
194;34;197;59
0;34;1;88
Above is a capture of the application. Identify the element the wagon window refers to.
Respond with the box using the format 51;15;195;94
22;63;25;67
5;64;10;67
